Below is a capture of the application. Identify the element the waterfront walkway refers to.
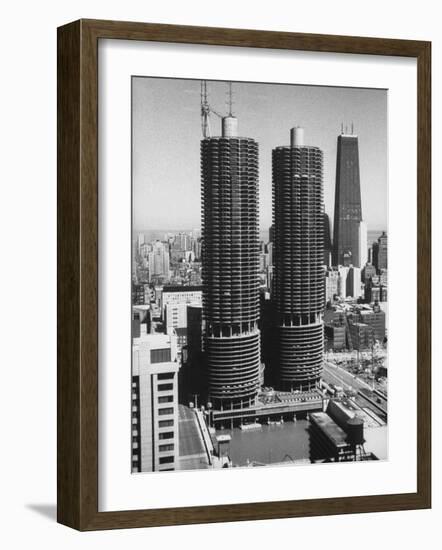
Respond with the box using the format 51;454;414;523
212;390;323;426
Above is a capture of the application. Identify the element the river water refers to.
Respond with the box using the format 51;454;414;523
217;420;311;466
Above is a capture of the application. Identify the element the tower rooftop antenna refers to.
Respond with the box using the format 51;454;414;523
227;82;234;116
200;80;210;138
200;80;222;137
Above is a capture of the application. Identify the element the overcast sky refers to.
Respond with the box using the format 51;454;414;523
132;77;387;233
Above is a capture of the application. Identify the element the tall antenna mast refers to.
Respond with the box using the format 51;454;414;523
200;80;224;138
201;80;211;138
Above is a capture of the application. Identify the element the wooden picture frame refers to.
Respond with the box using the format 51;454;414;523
57;18;431;531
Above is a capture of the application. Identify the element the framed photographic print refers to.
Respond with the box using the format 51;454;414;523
57;19;431;530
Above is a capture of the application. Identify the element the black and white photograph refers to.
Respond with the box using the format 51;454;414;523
131;76;388;474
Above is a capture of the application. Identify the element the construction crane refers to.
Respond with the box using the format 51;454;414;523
200;80;231;138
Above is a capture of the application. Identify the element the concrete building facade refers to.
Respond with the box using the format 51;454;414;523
161;286;203;318
201;115;261;407
272;127;324;391
132;331;179;473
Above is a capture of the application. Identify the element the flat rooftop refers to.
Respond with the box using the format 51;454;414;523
162;285;203;293
310;412;348;447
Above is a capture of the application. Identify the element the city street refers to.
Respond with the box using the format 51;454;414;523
178;404;210;470
323;361;374;392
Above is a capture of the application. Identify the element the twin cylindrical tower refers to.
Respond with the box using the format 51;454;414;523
201;116;261;407
201;119;324;407
272;127;324;390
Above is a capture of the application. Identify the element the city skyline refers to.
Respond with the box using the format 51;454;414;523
133;77;387;232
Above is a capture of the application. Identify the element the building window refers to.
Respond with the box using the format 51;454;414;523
158;407;173;416
158;383;173;392
159;456;174;465
158;395;173;404
158;431;174;440
150;348;171;363
158;372;174;380
158;419;174;428
159;444;174;452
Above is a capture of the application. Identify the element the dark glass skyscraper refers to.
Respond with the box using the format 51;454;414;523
373;231;388;272
201;116;261;408
332;132;363;267
323;212;332;266
272;127;324;391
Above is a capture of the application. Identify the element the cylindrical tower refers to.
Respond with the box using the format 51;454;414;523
201;117;261;408
272;127;324;391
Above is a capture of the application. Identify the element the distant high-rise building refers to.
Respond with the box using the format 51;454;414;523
323;212;332;266
132;282;152;306
371;241;378;266
362;262;377;283
137;233;145;255
338;266;349;298
272;127;324;391
191;228;201;240
259;252;270;271
332;130;364;267
373;231;388;272
325;323;346;351
364;280;381;303
201;114;261;407
267;242;274;266
358;221;368;268
359;308;386;341
348;322;374;351
148;241;170;282
325;268;339;304
346;266;362;298
379;268;388;287
178;232;190;251
193;238;202;260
